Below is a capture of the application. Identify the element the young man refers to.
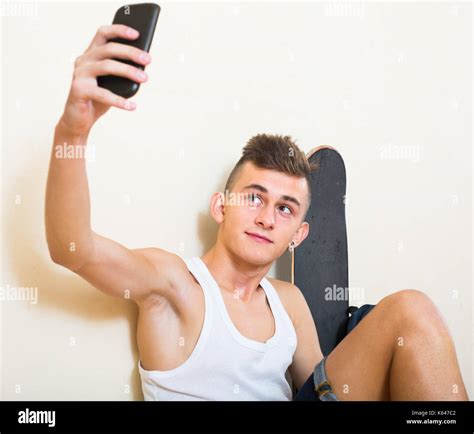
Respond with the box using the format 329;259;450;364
46;24;469;401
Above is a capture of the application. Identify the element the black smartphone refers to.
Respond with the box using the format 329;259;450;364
97;3;160;98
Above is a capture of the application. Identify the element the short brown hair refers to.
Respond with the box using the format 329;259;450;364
224;133;318;220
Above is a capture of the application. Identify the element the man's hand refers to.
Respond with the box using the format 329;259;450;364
59;24;152;137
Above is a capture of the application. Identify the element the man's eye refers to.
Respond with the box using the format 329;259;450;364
249;193;262;205
280;205;292;215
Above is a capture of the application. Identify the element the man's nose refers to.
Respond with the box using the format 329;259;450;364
256;205;275;228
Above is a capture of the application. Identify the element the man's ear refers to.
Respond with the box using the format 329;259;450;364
291;221;310;248
210;192;225;224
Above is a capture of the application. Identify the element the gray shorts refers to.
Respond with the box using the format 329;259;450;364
313;355;339;401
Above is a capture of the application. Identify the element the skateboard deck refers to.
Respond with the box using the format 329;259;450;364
292;146;349;356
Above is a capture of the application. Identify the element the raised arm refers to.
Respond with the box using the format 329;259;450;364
45;25;183;306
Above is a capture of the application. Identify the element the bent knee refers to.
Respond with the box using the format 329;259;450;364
382;289;433;309
380;289;449;335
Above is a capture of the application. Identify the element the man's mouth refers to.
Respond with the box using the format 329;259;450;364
245;231;273;243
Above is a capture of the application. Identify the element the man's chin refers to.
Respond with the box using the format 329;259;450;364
224;235;279;266
235;248;278;267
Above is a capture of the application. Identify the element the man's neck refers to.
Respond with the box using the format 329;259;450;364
200;244;272;303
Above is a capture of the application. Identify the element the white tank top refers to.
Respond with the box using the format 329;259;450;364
138;256;297;401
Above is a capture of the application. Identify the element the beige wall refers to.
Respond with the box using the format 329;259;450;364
1;1;472;400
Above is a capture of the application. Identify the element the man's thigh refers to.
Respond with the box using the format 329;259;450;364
324;293;404;401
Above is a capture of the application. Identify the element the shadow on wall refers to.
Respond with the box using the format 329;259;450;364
4;148;292;400
4;141;142;400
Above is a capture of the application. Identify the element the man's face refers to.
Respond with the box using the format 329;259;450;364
212;161;310;266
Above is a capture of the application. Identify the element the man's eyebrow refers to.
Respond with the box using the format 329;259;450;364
242;183;301;208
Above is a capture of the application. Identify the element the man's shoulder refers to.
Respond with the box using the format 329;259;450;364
266;277;306;323
266;277;296;294
267;277;299;322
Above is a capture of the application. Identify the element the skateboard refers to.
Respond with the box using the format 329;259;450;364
292;146;349;356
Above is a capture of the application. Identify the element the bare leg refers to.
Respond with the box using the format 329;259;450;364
324;289;468;401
